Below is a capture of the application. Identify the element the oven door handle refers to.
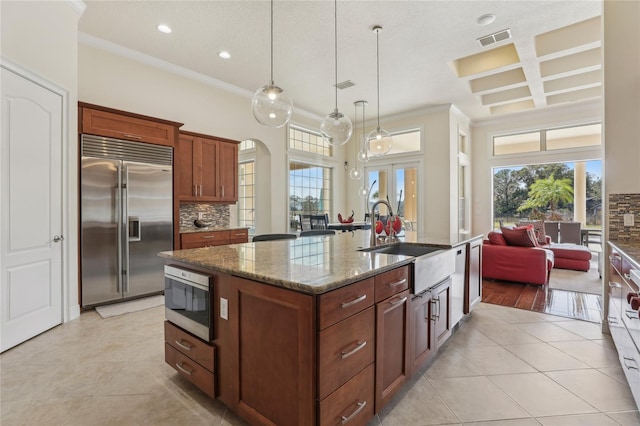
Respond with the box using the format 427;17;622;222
165;274;210;292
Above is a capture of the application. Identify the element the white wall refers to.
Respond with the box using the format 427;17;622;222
78;42;349;234
1;0;83;321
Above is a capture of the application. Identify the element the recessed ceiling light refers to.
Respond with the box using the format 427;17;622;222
218;51;231;59
157;24;172;34
477;14;496;26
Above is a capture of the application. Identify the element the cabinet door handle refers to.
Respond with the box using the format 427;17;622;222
431;298;440;320
340;401;367;424
623;356;639;370
340;340;367;359
175;362;193;376
389;296;408;306
387;278;407;288
221;185;224;197
122;133;142;140
341;294;367;309
174;339;193;351
609;281;622;288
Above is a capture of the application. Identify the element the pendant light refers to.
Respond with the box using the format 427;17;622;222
251;0;293;128
367;25;393;156
320;0;352;146
349;101;365;180
355;100;369;163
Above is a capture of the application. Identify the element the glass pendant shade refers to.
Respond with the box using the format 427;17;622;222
358;186;369;197
252;83;293;128
367;127;393;156
356;147;369;163
321;110;352;146
349;167;363;180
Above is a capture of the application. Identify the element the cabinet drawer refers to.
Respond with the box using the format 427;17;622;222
82;107;176;147
318;278;374;330
374;266;409;303
229;229;249;244
165;343;216;398
165;321;215;371
319;363;374;426
181;231;230;248
318;307;375;400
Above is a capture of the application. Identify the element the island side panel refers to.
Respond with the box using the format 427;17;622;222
227;276;316;426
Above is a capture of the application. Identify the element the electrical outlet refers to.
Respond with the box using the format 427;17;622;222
624;213;634;227
198;212;204;220
220;297;228;320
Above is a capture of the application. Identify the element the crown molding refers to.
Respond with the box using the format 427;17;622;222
66;0;86;16
78;32;321;122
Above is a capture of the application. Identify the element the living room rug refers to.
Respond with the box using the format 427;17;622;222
94;295;164;319
548;258;602;295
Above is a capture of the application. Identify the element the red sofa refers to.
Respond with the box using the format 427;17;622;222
482;240;554;285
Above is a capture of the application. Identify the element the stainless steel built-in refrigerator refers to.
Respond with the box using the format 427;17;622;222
80;135;173;307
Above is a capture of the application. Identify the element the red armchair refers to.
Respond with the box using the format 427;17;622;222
482;232;555;285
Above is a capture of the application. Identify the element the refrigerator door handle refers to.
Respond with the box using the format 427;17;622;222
128;216;141;242
123;165;130;293
116;163;123;294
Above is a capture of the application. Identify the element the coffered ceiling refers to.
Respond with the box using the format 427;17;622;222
78;0;603;123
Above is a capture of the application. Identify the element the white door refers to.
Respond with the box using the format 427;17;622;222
1;66;63;352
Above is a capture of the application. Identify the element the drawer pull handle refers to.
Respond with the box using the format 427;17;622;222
175;362;193;376
607;316;619;325
201;236;216;239
340;340;367;359
341;294;367;309
623;356;639;370
341;401;367;424
609;282;622;289
624;273;631;280
388;278;407;288
624;310;639;320
122;133;143;140
234;233;246;236
390;296;408;306
174;339;193;351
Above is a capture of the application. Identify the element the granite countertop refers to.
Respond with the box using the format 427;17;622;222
159;231;479;294
608;240;640;269
180;226;249;234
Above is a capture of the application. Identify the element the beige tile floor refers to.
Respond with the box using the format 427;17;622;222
1;302;638;426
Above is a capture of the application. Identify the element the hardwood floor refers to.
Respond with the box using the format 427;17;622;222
482;279;603;322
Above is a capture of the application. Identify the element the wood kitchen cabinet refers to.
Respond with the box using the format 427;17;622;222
374;267;410;412
176;131;239;202
79;102;181;147
409;290;434;374
432;278;452;349
180;229;248;249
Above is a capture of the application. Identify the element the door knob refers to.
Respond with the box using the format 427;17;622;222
53;235;64;243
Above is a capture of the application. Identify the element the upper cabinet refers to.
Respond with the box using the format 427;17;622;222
79;102;182;147
177;131;239;203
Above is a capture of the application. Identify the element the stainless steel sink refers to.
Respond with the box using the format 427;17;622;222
361;243;455;294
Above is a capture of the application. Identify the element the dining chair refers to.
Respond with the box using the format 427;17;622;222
298;214;311;231
558;221;581;245
252;234;297;242
300;230;336;237
309;214;329;230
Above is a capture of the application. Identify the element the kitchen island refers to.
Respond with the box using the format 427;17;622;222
159;231;482;426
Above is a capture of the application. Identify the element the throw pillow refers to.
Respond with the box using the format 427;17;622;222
501;226;537;247
516;220;546;245
487;231;507;245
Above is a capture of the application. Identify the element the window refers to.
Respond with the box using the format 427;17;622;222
289;161;332;232
385;129;421;155
239;139;256;151
492;123;601;156
238;161;255;233
289;125;332;156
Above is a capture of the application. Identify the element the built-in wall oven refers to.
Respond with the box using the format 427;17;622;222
164;265;213;341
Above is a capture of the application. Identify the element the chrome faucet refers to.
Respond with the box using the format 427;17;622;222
370;200;395;246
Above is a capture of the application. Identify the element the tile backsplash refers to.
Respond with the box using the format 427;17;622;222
608;193;640;242
180;203;230;229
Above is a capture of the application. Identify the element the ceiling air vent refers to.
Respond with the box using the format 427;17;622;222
335;80;355;90
477;29;512;47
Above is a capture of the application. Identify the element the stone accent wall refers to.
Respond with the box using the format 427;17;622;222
608;193;640;242
179;203;230;229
